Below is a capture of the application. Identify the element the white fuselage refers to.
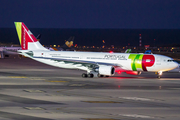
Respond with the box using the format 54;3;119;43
22;50;178;72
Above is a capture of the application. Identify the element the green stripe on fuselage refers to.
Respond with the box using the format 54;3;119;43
128;54;143;71
14;22;22;45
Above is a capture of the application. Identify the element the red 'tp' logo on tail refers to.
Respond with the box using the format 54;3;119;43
21;23;38;50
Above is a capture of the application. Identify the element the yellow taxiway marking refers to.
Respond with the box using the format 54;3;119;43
9;76;27;78
82;101;122;103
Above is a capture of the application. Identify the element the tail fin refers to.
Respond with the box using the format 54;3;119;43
125;49;131;53
14;22;48;51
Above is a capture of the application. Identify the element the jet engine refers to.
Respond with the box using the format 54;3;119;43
126;71;141;75
97;65;115;76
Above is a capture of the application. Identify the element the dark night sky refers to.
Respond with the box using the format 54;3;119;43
0;0;180;28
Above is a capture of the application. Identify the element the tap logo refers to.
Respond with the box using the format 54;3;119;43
128;54;155;71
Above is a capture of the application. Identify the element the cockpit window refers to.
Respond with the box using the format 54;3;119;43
167;60;175;62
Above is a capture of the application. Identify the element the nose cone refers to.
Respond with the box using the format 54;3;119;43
172;61;179;69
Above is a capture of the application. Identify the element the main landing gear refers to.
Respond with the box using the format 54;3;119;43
82;73;109;78
82;73;94;78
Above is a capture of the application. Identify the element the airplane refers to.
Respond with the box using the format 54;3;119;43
51;36;75;51
125;49;131;53
14;22;178;78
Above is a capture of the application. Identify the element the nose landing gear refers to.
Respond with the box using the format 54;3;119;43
156;71;162;79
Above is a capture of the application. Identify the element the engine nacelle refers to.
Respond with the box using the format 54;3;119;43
97;66;115;76
126;71;141;75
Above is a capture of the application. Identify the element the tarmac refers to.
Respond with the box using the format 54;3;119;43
0;55;180;120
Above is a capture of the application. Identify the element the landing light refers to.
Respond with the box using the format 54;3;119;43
116;70;121;74
158;71;162;75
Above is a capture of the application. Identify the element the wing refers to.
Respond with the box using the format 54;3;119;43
34;56;123;70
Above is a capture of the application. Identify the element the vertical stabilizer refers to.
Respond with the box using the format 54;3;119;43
14;22;48;51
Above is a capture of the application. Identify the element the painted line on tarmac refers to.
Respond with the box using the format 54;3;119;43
8;76;27;78
119;97;154;101
82;101;122;103
23;90;46;93
118;114;154;119
24;107;45;110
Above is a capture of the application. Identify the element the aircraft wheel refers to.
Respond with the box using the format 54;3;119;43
105;76;109;77
157;75;161;79
98;74;104;77
88;73;94;78
157;71;162;79
82;73;88;78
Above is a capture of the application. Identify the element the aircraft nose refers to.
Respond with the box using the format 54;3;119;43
172;61;179;69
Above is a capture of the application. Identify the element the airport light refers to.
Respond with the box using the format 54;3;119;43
53;45;56;47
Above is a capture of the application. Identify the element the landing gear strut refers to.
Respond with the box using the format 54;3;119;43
156;71;162;79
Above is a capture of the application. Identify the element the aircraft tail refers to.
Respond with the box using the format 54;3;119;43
63;36;74;48
125;49;131;53
14;22;48;51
